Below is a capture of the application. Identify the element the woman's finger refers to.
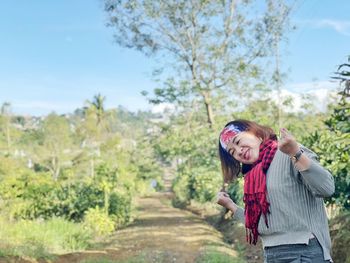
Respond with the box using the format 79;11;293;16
280;128;287;136
217;192;225;198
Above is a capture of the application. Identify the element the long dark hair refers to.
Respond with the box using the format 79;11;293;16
218;119;277;183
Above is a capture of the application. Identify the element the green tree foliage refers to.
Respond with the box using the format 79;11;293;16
330;211;350;263
151;112;222;205
21;113;75;181
0;98;160;231
94;163;119;215
0;157;132;226
104;0;294;126
0;102;23;155
303;58;350;210
238;97;328;138
0;102;13;152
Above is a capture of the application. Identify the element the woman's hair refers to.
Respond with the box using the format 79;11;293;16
218;119;277;183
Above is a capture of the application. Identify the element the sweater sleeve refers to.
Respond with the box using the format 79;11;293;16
232;206;245;224
291;146;335;198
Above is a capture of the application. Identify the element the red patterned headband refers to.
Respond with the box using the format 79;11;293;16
220;124;246;151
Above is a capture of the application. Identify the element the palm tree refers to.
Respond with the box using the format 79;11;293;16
89;93;106;126
84;94;110;177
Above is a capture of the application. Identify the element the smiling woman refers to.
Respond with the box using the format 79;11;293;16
217;119;335;262
218;120;278;182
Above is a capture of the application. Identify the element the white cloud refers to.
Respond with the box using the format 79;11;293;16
151;103;175;113
270;82;338;113
299;19;350;36
285;80;338;92
11;101;80;116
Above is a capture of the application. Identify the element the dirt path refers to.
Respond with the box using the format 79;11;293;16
52;193;239;263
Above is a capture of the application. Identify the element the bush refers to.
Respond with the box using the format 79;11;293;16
83;207;115;236
192;169;222;203
9;182;105;221
172;166;222;205
108;192;132;227
330;211;350;263
227;178;244;207
172;172;191;208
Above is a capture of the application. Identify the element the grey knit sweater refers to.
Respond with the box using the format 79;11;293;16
233;146;335;262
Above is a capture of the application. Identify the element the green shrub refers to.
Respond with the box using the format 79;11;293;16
227;178;244;207
11;182;105;221
83;207;115;236
1;176;132;229
172;172;191;208
108;192;132;227
330;211;350;263
192;169;222;203
172;166;222;206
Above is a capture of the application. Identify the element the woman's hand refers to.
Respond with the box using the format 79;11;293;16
278;128;300;156
217;191;238;213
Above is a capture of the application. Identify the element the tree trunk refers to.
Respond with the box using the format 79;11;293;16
52;157;60;181
90;159;95;178
104;190;110;215
202;91;215;127
6;121;11;153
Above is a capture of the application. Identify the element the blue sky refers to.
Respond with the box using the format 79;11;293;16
0;0;349;116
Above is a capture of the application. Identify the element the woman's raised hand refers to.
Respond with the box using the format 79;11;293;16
278;128;300;156
216;191;237;212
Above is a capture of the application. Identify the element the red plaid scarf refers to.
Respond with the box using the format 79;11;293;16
243;139;278;245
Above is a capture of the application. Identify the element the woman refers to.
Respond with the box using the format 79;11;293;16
216;120;334;263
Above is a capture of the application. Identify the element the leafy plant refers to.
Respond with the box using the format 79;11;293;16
83;207;115;236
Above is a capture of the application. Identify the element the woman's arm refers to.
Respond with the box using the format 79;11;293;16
292;147;335;198
279;128;335;198
217;191;245;223
232;206;245;223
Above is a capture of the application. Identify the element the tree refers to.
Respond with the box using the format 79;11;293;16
29;113;74;181
0;102;12;153
86;93;107;129
76;94;115;177
332;55;350;98
84;93;113;137
303;56;350;211
104;0;294;127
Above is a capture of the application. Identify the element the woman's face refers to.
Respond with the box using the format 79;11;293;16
226;131;262;164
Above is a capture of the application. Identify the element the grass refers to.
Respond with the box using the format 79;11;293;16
0;216;92;259
81;252;153;263
195;246;245;263
82;258;116;263
0;242;53;260
81;250;182;263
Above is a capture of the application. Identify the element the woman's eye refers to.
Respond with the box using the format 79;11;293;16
236;139;240;145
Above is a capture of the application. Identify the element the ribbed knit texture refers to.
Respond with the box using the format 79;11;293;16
233;146;335;262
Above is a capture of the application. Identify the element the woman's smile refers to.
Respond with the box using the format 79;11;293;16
243;148;250;160
226;131;262;164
